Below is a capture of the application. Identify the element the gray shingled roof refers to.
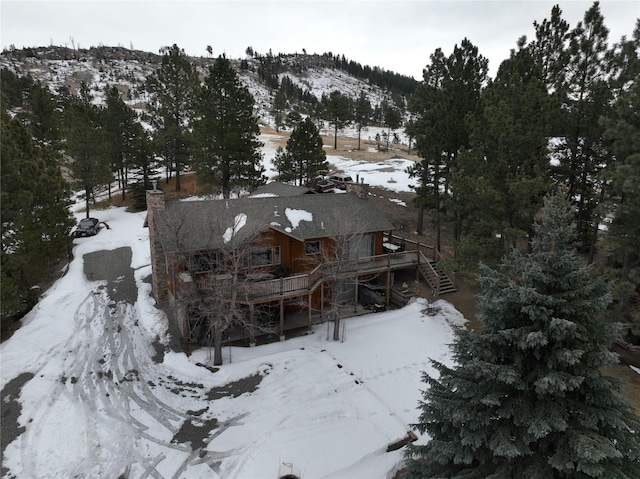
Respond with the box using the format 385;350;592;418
154;193;393;253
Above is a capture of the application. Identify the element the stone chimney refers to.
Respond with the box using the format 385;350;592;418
346;176;369;199
146;180;165;219
146;181;168;302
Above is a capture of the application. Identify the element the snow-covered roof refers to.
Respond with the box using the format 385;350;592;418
154;192;393;253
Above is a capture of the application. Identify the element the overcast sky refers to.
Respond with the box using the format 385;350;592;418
2;0;638;79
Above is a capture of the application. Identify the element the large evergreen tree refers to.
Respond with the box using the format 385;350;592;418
404;193;640;478
145;44;199;191
273;116;328;186
550;3;613;258
602;46;640;338
102;85;139;201
272;88;287;132
323;90;352;149
1;109;74;322
408;39;488;244
353;91;372;151
382;99;402;151
62;83;111;217
193;55;265;198
128;121;157;191
461;40;553;257
1;68;62;149
531;4;571;119
406;48;449;241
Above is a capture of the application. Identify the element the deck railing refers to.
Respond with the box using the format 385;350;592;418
182;250;421;302
386;234;440;261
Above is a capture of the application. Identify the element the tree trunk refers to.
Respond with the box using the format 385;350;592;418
453;212;462;243
588;186;606;264
85;186;91;218
121;167;127;201
213;327;223;366
435;210;441;254
416;204;425;236
175;158;181;192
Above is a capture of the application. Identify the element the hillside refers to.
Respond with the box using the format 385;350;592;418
0;45;414;128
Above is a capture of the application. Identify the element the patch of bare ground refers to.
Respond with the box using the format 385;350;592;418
260;124;423;166
609;347;640;416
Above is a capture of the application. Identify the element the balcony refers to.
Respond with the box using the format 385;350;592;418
180;250;422;303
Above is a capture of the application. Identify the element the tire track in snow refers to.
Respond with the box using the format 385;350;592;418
13;284;245;478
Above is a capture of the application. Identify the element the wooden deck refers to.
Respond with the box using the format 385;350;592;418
176;239;457;349
186;250;422;303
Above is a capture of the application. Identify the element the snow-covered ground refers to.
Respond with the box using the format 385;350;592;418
1;135;459;479
260;126;416;194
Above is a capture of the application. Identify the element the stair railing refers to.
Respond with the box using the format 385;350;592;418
418;250;440;296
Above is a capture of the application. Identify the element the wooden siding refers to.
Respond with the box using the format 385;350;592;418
167;230;409;305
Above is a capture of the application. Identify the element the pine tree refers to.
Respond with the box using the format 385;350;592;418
407;39;488;244
272;146;294;183
62;82;111;217
462;40;553;258
531;4;571;111
193;55;265;198
382;100;402;151
1;110;74;322
282;116;328;186
353;91;372;151
602;53;640;338
272;88;287;132
1;68;62;149
25;79;62;149
102;85;139;201
128;121;156;191
145;44;199;191
549;3;613;258
404;193;640;478
323;90;352;149
406;48;449;241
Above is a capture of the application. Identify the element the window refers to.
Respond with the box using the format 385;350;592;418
304;240;321;255
348;235;374;259
251;247;272;266
274;246;281;265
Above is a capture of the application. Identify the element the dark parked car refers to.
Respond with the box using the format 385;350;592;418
75;217;100;237
358;285;386;312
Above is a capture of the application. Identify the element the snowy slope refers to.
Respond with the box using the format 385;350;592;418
0;47;396;125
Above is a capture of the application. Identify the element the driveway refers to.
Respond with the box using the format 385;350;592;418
1;246;251;478
83;246;138;304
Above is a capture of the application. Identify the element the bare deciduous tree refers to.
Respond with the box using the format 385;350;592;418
307;206;383;341
160;205;275;365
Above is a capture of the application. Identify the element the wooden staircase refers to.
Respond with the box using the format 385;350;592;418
419;258;457;296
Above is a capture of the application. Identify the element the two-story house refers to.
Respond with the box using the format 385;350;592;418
146;182;439;348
